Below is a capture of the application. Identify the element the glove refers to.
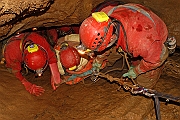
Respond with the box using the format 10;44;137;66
49;63;61;90
92;62;102;73
21;78;45;96
123;66;137;79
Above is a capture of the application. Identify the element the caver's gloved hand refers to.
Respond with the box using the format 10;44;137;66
21;78;45;96
13;70;45;96
49;63;61;90
92;56;107;74
92;62;102;74
123;66;137;79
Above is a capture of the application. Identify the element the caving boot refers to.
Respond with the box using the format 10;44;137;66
136;64;165;89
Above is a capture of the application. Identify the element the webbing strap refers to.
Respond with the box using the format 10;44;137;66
19;32;31;52
107;4;156;26
67;68;94;81
114;19;133;57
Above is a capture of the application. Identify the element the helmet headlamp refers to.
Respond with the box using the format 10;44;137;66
92;12;109;22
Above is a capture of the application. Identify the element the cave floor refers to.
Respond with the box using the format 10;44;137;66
0;49;180;120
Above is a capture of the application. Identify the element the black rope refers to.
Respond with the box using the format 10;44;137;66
154;96;161;120
112;19;133;58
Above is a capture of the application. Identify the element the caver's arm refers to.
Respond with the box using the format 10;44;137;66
13;68;45;96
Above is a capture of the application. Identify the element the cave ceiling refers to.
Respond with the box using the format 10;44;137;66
0;0;180;46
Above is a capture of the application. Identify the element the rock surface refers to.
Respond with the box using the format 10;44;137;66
0;0;180;46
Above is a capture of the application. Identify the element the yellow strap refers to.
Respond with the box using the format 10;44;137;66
69;65;77;71
19;38;23;51
19;33;31;52
19;33;30;51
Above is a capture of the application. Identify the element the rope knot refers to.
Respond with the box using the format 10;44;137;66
106;74;114;82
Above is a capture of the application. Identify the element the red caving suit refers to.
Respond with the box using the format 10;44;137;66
101;3;168;75
4;32;57;81
4;32;60;96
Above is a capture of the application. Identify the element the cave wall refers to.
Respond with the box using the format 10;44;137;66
0;0;104;41
0;0;180;46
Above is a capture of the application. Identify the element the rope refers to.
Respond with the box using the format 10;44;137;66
154;96;161;120
98;72;137;89
97;70;180;120
122;51;137;85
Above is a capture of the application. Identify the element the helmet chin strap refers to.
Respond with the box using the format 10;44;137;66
111;19;133;58
24;59;48;77
105;19;119;49
23;43;49;77
36;68;44;77
107;34;117;48
94;18;120;51
35;60;48;77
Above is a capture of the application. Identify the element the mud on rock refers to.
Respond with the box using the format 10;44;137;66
0;49;179;120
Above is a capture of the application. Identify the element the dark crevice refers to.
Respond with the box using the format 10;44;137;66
0;0;54;27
